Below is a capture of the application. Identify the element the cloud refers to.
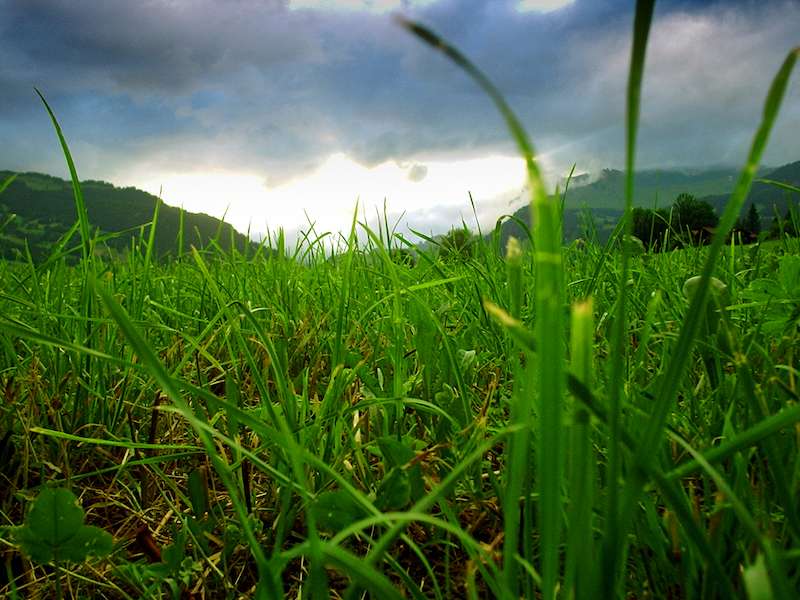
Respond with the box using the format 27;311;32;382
407;163;429;181
1;0;322;93
290;0;438;13
573;0;800;169
517;0;576;13
0;0;797;239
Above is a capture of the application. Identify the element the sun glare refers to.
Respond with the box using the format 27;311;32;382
289;0;574;13
138;172;269;231
140;153;527;243
289;0;437;14
516;0;575;13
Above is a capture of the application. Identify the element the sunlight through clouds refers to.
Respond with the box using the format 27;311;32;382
5;0;796;244
289;0;576;13
140;153;527;242
516;0;576;13
289;0;437;13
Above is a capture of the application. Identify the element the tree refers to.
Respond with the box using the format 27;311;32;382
672;193;719;232
632;206;669;250
440;227;475;260
632;206;669;249
734;203;762;243
744;203;761;235
632;207;654;245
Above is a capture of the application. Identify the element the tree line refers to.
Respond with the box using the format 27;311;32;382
632;193;797;250
432;192;798;262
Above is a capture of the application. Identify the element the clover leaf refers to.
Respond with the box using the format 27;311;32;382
13;488;113;565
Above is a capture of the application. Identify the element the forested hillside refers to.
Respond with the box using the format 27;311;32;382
497;160;800;245
562;166;741;210
700;159;800;215
0;171;255;261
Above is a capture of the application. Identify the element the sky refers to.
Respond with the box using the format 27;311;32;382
1;0;799;243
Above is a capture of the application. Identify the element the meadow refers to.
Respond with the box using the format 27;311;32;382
1;1;800;598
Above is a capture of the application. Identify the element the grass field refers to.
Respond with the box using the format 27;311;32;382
1;2;799;598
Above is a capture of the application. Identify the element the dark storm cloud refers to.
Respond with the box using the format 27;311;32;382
0;0;798;194
1;0;319;92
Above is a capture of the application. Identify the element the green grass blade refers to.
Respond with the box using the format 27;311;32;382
35;89;92;264
666;401;800;481
755;178;800;194
615;44;798;592
35;89;98;424
0;173;17;195
398;17;563;598
177;205;185;258
564;300;595;599
29;427;200;451
321;543;405;600
599;2;655;595
671;435;793;599
92;280;273;589
332;204;359;369
396;17;546;198
634;45;799;477
0;318;128;365
649;471;738;598
136;197;161;318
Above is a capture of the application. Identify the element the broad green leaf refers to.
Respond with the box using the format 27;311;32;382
377;436;414;468
27;488;85;545
312;490;368;533
376;436;426;502
375;467;410;512
14;488;112;564
188;467;210;517
161;526;187;572
58;525;113;563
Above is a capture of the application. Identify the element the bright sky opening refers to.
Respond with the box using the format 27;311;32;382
516;0;575;13
137;153;527;243
290;0;437;13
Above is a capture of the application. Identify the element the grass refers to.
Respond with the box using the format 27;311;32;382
1;1;799;598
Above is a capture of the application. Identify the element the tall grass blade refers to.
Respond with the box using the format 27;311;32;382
332;204;359;370
565;300;594;599
0;173;17;195
92;281;273;592
615;44;799;591
177;205;185;258
599;1;655;595
36;89;98;423
756;178;800;194
672;435;793;599
399;17;564;598
137;197;161;317
666;401;800;481
35;89;92;264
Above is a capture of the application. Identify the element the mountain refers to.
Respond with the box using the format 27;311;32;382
497;161;800;245
562;166;741;210
698;160;800;217
0;171;256;262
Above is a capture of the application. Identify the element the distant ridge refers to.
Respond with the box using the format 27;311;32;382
496;160;800;245
561;166;742;210
699;160;800;216
0;170;255;261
